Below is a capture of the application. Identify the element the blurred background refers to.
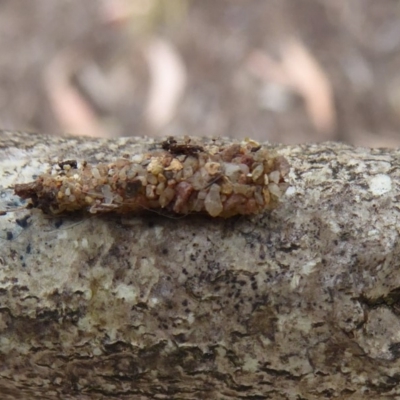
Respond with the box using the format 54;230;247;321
1;0;400;147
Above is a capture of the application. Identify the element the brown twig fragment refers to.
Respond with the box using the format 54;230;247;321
14;137;290;218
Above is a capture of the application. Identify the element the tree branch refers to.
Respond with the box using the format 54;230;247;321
1;130;400;399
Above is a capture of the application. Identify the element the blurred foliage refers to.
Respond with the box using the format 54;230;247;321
128;0;189;35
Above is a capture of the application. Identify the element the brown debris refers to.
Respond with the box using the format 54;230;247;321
161;136;204;155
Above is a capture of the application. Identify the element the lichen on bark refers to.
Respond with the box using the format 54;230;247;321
1;130;400;399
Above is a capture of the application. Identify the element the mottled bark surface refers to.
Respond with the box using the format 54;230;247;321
0;131;400;399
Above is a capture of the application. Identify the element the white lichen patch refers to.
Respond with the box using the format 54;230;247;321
301;259;319;275
327;218;341;234
92;347;103;356
114;283;137;302
290;274;301;289
242;354;259;372
187;312;195;324
367;229;380;237
368;174;392;196
349;159;366;173
57;230;69;240
367;160;392;174
150;297;159;305
308;166;334;185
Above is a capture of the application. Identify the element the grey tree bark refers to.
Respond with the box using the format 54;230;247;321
0;130;400;399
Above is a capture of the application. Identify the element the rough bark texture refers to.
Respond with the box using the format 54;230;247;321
0;130;400;399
